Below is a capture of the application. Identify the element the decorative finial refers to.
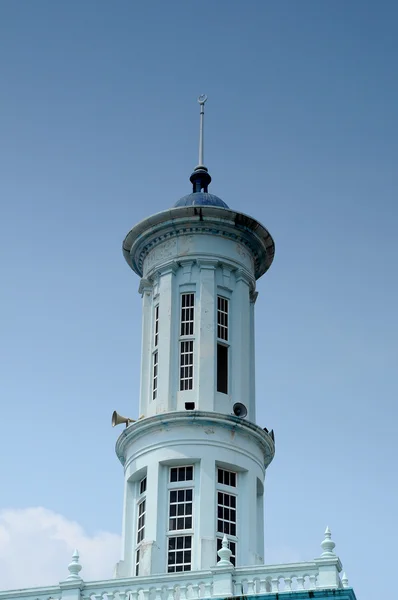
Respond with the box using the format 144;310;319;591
67;549;82;580
197;94;207;168
321;526;336;557
189;96;212;193
341;572;349;588
217;534;233;567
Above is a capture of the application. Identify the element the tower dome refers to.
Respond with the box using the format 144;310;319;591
174;191;229;209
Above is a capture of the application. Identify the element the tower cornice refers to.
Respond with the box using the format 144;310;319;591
115;411;275;469
123;206;274;280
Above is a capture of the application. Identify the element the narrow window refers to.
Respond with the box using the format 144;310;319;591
140;476;147;495
179;294;195;391
135;476;147;575
154;304;159;346
152;351;158;400
169;489;193;530
217;296;229;394
180;340;194;391
217;491;236;536
217;468;237;487
135;548;140;576
180;293;194;336
137;499;146;543
216;468;237;566
170;466;194;482
167;466;194;572
168;536;192;572
217;344;228;394
152;305;159;400
217;296;229;341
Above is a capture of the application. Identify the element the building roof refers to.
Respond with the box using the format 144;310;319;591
173;191;229;209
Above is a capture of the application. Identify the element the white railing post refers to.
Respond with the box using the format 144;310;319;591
314;527;343;589
284;577;292;591
296;576;305;590
342;572;349;588
211;535;234;597
259;578;267;593
203;581;212;598
59;550;84;600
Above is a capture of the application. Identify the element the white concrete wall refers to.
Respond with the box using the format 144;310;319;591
117;415;271;577
115;226;274;580
137;233;258;423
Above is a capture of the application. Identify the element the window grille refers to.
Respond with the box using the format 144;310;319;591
180;293;194;336
152;350;158;400
135;548;140;576
179;294;195;390
180;340;193;390
217;296;229;341
135;476;147;576
170;466;193;482
216;468;237;566
152;304;159;400
137;499;146;544
167;466;194;571
169;489;193;531
140;477;147;495
168;535;192;572
154;304;159;347
217;491;236;536
217;296;229;394
217;468;237;487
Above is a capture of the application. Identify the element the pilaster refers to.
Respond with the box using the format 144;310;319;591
121;476;135;571
199;456;217;569
145;461;160;552
156;262;178;414
197;259;217;411
139;278;153;417
249;287;257;423
232;269;252;419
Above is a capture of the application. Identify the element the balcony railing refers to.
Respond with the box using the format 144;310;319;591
0;530;352;600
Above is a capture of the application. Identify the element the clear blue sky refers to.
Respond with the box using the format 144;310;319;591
0;2;397;598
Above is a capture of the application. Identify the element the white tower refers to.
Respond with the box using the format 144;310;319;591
115;97;275;579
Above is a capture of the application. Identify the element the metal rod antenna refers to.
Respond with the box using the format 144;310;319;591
198;94;207;167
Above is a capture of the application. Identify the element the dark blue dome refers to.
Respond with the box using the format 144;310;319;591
174;192;229;209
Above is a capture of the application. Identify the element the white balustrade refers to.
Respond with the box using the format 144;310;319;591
0;560;348;600
233;562;321;595
0;587;61;600
0;530;348;600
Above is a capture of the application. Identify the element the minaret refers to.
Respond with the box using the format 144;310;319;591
114;97;275;579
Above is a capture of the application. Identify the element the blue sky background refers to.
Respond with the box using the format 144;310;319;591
0;2;397;598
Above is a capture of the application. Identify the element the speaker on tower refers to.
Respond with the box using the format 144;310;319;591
112;411;135;428
232;403;247;418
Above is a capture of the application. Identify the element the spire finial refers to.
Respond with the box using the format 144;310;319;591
197;94;207;168
67;549;82;580
217;534;233;567
190;95;212;193
342;572;349;588
321;526;336;557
